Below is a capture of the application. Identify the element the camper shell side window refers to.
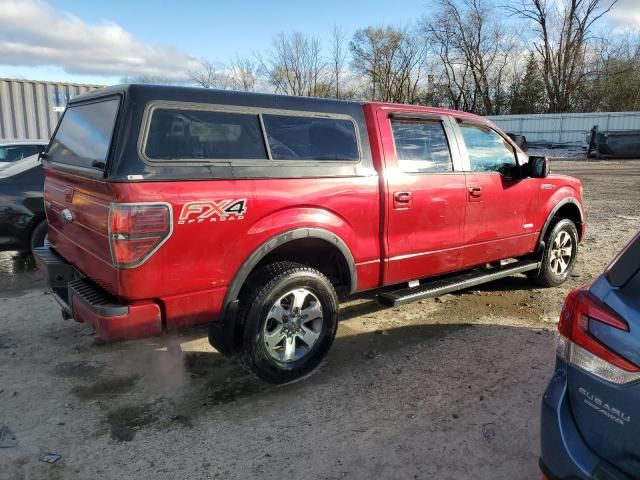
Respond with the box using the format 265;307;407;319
138;101;361;166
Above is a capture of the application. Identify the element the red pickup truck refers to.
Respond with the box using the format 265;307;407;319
35;85;585;383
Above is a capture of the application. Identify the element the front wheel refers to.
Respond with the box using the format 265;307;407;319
530;218;578;287
237;262;339;384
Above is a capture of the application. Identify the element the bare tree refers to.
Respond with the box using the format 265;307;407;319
507;0;618;112
228;55;258;92
424;0;517;115
189;59;227;89
423;11;476;111
330;26;349;99
350;26;427;104
258;32;330;96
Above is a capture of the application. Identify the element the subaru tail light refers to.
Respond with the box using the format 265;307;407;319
109;203;172;268
556;288;640;385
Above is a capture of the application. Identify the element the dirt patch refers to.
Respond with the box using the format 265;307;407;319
55;360;105;378
106;404;158;442
205;377;268;406
71;374;139;400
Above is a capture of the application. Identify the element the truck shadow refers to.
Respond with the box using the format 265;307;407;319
110;321;475;430
81;319;553;443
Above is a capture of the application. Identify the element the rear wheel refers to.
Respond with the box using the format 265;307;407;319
530;218;578;287
237;262;339;384
29;220;48;252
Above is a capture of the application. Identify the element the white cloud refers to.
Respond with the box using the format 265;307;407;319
608;0;640;29
0;0;202;79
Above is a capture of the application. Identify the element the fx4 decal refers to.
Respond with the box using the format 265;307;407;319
178;199;247;224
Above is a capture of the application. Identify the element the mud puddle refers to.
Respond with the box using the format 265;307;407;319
0;251;44;294
106;404;158;442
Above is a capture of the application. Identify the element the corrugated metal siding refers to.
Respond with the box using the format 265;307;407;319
488;112;640;145
0;78;103;140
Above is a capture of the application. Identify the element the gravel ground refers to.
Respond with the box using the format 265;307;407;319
1;159;639;480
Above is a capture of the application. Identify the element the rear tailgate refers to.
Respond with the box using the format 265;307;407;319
45;170;116;290
43;96;121;293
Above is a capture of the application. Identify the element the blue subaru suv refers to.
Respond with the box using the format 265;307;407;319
541;231;640;480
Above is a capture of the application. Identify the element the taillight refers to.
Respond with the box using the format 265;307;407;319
109;203;172;268
556;288;640;384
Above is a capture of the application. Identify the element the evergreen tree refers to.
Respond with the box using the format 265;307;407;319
510;53;546;114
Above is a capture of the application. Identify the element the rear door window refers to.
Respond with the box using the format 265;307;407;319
262;114;359;161
390;119;452;173
48;98;120;171
144;109;267;161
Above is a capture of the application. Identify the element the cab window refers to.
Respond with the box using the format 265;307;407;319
459;124;516;174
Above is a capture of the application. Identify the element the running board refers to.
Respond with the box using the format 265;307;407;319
377;260;540;307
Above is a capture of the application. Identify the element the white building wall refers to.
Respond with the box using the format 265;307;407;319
0;78;103;140
488;112;640;145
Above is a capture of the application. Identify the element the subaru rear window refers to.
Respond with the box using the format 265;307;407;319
263;114;359;161
144;109;268;161
48;98;120;171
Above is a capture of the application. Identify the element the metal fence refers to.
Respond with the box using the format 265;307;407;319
0;78;103;141
488;111;640;145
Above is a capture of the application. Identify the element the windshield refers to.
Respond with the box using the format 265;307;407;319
0;153;41;177
48;97;120;172
0;144;44;164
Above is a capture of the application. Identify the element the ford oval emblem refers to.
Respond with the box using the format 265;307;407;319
63;186;74;203
61;208;74;223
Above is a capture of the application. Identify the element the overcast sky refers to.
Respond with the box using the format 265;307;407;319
0;0;638;86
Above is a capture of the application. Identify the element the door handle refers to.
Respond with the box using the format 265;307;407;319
468;186;482;198
393;191;413;209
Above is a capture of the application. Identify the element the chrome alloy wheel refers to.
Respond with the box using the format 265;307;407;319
262;288;323;363
550;230;573;275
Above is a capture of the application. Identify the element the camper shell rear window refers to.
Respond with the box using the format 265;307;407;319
140;103;360;164
48;97;120;172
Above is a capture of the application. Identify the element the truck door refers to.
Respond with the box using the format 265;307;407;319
378;109;467;285
454;121;538;268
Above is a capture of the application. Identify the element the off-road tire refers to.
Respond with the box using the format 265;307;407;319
236;261;339;384
530;218;578;287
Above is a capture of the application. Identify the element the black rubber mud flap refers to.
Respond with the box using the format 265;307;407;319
208;299;240;356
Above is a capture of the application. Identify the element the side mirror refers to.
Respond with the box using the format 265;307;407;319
527;156;550;178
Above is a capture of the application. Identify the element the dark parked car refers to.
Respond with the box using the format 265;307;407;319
0;140;47;168
0;154;47;252
540;231;640;480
